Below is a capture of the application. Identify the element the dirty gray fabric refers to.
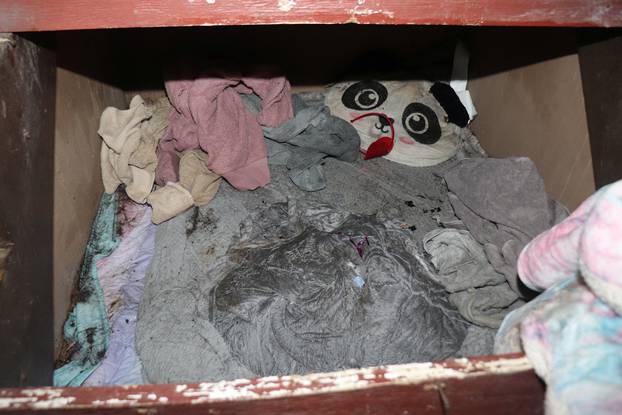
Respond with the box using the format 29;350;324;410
450;285;524;329
423;228;518;328
443;157;568;297
423;228;506;292
211;203;467;376
263;94;361;191
135;211;254;383
456;325;496;357
138;141;489;384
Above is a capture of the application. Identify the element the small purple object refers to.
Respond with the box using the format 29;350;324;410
349;235;369;258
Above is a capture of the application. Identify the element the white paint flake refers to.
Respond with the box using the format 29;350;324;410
350;7;395;18
0;397;36;409
278;0;296;12
31;397;77;409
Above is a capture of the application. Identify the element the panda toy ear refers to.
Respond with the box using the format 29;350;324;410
429;82;469;128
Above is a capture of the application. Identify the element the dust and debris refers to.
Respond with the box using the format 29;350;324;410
185;207;217;237
85;327;96;345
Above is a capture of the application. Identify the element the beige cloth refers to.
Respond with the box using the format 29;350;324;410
147;150;222;224
179;150;222;206
99;95;220;223
99;95;170;203
147;182;194;225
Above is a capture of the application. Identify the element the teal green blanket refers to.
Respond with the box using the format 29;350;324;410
54;192;119;386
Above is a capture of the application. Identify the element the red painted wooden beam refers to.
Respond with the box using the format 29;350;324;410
1;0;621;32
0;355;544;414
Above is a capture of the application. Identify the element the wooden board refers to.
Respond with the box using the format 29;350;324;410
0;355;544;414
1;0;622;32
468;28;596;210
579;33;622;188
0;33;56;386
53;32;129;357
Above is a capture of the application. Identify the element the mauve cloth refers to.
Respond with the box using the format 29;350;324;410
156;76;293;190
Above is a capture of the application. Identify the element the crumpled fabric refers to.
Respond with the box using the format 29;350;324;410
423;228;521;328
178;149;222;206
156;74;293;190
443;157;568;297
99;96;170;203
211;202;468;377
84;200;155;386
54;193;120;386
495;180;622;415
147;182;194;225
148;150;222;224
262;93;360;191
137;154;496;384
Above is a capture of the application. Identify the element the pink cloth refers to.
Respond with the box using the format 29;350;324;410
156;76;293;190
517;180;622;313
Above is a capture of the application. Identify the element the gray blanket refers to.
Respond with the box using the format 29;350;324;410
212;203;467;377
136;148;495;383
443;157;568;297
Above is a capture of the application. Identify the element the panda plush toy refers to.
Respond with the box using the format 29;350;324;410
325;80;470;167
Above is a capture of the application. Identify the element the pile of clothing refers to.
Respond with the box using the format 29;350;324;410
136;156;480;383
98;74;480;224
99;74;361;224
57;67;581;389
423;158;568;328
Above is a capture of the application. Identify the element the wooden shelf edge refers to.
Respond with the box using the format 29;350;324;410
0;354;544;414
1;0;622;32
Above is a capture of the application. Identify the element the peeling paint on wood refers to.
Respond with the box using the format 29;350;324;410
0;0;621;32
0;354;544;414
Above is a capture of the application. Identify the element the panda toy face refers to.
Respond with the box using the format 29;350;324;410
325;80;467;167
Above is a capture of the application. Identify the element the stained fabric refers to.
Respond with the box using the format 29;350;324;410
156;73;293;190
84;201;155;386
443;157;568;297
99;96;170;203
137;147;494;384
211;204;468;376
54;193;120;387
423;228;521;328
262;93;361;191
495;180;622;415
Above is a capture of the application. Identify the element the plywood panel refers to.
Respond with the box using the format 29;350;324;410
469;53;595;210
53;60;126;356
1;0;622;32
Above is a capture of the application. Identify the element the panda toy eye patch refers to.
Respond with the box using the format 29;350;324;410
342;81;388;111
401;103;441;145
